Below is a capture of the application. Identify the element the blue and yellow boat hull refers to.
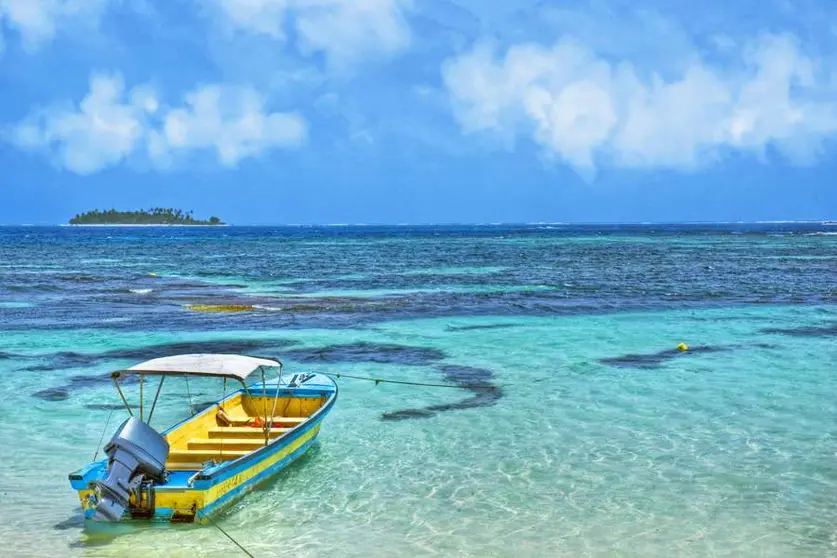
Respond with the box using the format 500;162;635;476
69;374;337;523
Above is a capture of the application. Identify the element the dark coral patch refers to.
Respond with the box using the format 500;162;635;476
32;387;70;401
426;390;503;413
29;339;294;400
761;323;837;337
381;364;502;421
445;323;518;332
286;342;445;366
381;408;436;421
32;372;135;401
437;364;493;383
599;345;729;369
22;352;95;372
23;339;296;373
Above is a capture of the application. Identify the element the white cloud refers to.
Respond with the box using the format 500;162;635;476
7;73;307;174
153;84;307;167
209;0;411;67
443;34;837;176
0;0;111;52
10;73;152;174
295;0;410;65
214;0;289;39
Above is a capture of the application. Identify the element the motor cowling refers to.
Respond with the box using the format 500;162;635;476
92;417;169;521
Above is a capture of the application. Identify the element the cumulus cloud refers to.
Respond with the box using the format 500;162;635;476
0;0;111;52
7;73;307;174
213;0;289;39
151;84;307;167
209;0;411;67
10;73;152;174
442;34;837;176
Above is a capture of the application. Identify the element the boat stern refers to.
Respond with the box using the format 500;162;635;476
68;460;108;518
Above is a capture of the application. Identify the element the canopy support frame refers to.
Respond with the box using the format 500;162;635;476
265;361;284;445
147;375;166;425
112;374;133;417
139;374;144;421
110;370;257;421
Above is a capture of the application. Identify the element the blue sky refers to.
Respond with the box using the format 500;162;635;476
1;0;836;224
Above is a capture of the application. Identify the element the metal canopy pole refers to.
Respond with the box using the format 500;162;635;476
240;379;251;399
139;374;144;421
275;358;286;392
260;367;269;444
112;374;133;417
265;362;284;446
147;375;166;425
221;377;227;410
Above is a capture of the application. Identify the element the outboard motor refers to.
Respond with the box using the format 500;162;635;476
92;417;169;521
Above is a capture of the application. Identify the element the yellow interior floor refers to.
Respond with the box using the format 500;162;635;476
164;394;326;470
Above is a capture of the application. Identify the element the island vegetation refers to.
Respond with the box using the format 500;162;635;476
69;208;224;226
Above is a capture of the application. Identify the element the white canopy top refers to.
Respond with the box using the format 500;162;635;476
122;353;280;381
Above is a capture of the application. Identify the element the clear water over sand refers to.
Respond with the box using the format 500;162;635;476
0;224;834;556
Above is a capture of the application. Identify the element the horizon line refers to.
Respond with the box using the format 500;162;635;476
2;219;836;227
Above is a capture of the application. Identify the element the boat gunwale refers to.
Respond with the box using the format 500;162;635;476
191;379;338;482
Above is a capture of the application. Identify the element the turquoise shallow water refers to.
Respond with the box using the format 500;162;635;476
0;225;835;556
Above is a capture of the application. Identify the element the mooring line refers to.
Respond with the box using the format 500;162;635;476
325;372;554;389
92;408;115;461
326;372;498;389
208;516;256;558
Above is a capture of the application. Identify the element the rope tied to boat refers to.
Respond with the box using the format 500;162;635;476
328;372;499;390
208;516;256;558
92;407;115;461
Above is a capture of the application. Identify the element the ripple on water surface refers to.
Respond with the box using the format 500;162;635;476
0;225;835;556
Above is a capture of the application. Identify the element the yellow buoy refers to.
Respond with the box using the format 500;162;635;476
148;272;158;278
676;342;689;352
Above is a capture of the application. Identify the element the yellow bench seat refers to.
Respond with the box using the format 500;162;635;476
207;427;291;439
167;448;251;462
223;415;308;426
188;438;267;451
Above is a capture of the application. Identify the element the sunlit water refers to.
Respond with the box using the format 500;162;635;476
0;225;835;557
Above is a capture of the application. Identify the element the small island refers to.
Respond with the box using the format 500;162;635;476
68;208;224;226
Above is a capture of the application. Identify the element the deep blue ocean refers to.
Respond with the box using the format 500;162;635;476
1;224;835;556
